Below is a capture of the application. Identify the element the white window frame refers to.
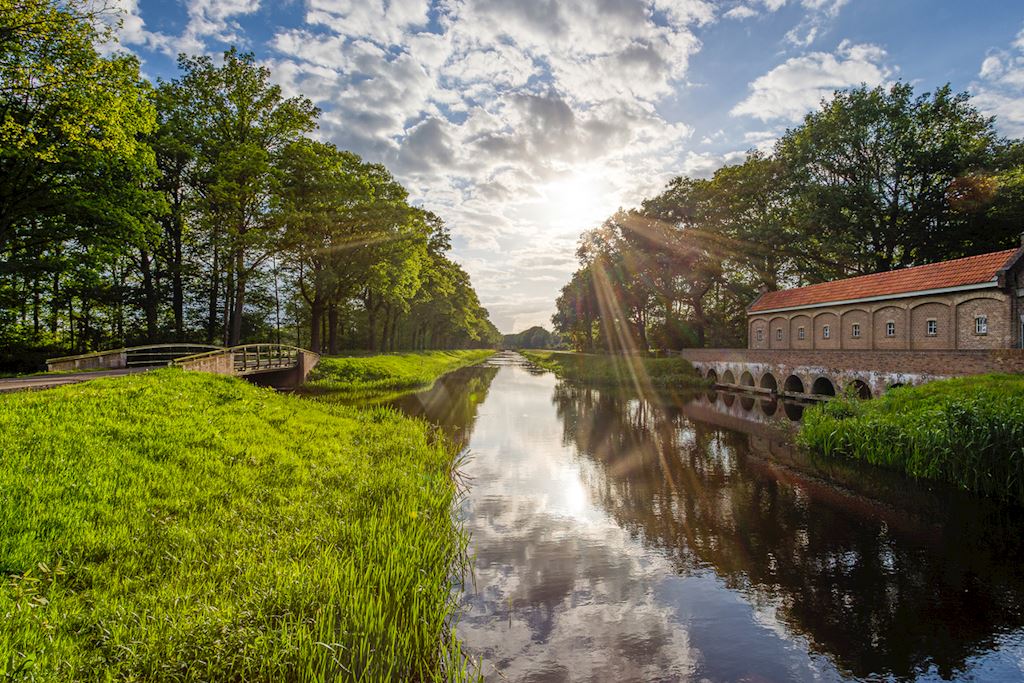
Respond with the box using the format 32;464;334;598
851;323;861;339
822;324;831;339
926;319;937;337
886;321;896;337
975;315;988;335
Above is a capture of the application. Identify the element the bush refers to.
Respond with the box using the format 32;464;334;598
799;375;1024;503
522;350;707;389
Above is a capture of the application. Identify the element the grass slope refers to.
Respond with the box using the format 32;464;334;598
522;350;706;389
304;350;494;397
799;375;1024;503
0;369;474;681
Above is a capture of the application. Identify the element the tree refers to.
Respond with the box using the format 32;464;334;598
169;48;318;345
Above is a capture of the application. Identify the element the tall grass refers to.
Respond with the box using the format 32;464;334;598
521;350;707;389
0;369;476;680
304;350;494;398
799;375;1024;503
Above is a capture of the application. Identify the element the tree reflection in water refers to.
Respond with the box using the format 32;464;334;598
552;382;1024;680
393;353;1024;682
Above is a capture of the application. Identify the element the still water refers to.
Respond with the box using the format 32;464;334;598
392;352;1024;682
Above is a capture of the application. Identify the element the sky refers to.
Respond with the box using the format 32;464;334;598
110;0;1024;334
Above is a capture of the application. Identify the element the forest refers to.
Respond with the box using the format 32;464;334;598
0;1;500;371
553;83;1024;352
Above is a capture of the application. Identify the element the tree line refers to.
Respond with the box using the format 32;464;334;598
0;0;499;370
553;83;1024;352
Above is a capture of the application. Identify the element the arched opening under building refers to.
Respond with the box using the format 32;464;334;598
783;401;805;421
723;370;736;385
759;373;778;393
848;379;872;400
783;375;805;395
811;377;836;397
706;368;718;384
740;371;755;388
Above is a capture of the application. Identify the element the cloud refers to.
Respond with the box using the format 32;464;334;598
972;25;1024;137
725;6;759;20
730;40;893;122
111;0;261;56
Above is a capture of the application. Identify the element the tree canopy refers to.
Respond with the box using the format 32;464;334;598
553;82;1024;352
0;1;499;370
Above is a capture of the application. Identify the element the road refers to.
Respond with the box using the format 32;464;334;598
0;368;150;393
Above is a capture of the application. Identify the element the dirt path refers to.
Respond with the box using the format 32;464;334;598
0;368;150;393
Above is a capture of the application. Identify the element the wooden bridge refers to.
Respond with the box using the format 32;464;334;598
0;343;320;393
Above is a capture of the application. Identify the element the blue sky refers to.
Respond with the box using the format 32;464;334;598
112;0;1024;332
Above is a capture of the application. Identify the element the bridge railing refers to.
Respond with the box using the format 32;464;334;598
47;344;223;372
174;344;312;376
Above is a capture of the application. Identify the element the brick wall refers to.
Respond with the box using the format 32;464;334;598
681;348;1024;376
748;289;1016;351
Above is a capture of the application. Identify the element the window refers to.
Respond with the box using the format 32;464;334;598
756;328;764;342
822;325;831;339
886;321;896;337
798;327;806;340
852;323;861;338
976;315;988;335
926;319;937;336
776;329;783;341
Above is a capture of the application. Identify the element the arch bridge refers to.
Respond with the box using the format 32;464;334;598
682;348;1024;401
42;343;319;391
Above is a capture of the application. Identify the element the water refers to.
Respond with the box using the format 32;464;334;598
391;352;1024;682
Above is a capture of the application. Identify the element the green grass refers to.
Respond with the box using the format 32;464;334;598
521;350;707;389
0;369;476;681
304;350;495;398
798;375;1024;503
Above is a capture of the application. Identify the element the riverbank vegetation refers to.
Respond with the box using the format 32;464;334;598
305;349;495;397
552;83;1024;352
522;350;706;389
0;1;499;373
0;370;475;680
799;376;1024;503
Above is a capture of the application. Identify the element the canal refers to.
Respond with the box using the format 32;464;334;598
391;352;1024;682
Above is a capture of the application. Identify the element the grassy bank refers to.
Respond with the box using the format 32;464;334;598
304;349;494;398
522;350;707;389
0;370;474;680
799;375;1024;503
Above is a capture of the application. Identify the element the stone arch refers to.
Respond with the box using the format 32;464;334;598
759;372;778;392
769;316;788;349
740;370;755;387
909;300;952;350
956;295;1008;349
840;308;870;349
706;368;718;384
722;369;736;385
790;314;812;349
847;378;872;400
783;374;805;395
811;376;836;397
888;382;905;391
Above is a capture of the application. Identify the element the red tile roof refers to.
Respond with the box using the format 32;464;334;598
749;248;1021;313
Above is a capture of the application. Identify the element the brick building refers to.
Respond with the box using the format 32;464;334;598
747;247;1024;351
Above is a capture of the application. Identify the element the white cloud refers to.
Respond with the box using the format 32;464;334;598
972;26;1024;136
725;6;759;20
730;40;893;122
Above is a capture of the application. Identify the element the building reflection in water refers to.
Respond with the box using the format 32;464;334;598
395;354;1024;682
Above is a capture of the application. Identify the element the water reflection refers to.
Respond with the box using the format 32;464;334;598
396;353;1024;682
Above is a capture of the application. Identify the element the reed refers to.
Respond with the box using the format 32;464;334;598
304;350;494;397
799;375;1024;503
522;350;707;389
0;370;477;680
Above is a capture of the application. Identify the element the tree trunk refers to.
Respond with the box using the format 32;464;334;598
328;303;339;355
140;248;158;342
207;243;220;345
229;249;245;346
309;298;324;354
